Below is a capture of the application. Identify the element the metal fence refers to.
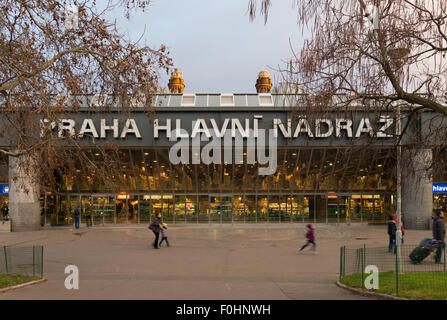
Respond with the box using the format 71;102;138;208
340;244;447;299
0;246;44;278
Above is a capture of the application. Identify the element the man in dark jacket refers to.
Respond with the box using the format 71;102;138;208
74;205;81;229
433;209;445;263
388;214;397;253
150;213;163;249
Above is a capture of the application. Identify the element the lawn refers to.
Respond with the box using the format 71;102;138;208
341;271;447;300
0;274;41;289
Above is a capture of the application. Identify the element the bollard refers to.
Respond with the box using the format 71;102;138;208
3;246;8;274
361;246;364;289
33;246;35;276
395;247;399;296
339;247;343;281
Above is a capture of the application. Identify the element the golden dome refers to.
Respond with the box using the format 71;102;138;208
168;68;185;94
258;70;270;79
171;68;183;80
256;70;272;93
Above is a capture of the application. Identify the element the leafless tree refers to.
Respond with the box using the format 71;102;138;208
249;0;447;111
249;0;447;175
0;0;172;193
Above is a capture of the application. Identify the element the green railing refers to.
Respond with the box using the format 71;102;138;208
0;246;44;278
340;244;447;299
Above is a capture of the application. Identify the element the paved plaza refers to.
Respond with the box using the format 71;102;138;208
0;224;434;300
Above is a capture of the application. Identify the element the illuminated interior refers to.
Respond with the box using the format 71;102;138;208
0;147;444;225
36;147;400;225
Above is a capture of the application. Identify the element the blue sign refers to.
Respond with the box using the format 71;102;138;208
0;184;8;194
433;184;447;193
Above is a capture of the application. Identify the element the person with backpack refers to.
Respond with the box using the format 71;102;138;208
74;205;81;229
433;209;445;263
149;213;163;249
387;214;397;253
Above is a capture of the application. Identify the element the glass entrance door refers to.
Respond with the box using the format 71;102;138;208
338;196;349;223
139;195;152;224
327;194;349;223
81;195;92;227
233;195;245;223
93;196;115;225
350;195;362;223
116;196;128;224
327;195;349;223
209;195;233;224
162;195;174;223
92;196;105;225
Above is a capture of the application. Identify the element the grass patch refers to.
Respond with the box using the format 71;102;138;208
341;271;447;300
0;274;40;289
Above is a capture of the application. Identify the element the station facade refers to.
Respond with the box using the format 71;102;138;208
0;71;443;229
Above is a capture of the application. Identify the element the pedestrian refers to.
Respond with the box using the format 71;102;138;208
388;214;397;253
149;213;163;249
393;214;405;244
432;208;445;263
298;223;317;254
74;205;81;229
159;223;170;247
1;203;8;221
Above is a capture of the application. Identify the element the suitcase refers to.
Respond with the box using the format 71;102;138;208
409;246;432;264
420;238;432;247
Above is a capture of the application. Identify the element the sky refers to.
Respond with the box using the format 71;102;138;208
110;1;306;93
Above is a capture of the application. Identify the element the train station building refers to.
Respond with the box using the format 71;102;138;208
0;70;443;230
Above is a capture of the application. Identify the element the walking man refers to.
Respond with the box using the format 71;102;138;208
74;205;81;229
149;213;163;249
388;214;397;253
433;209;445;263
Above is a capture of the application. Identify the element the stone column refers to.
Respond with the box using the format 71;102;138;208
8;153;41;231
401;148;433;229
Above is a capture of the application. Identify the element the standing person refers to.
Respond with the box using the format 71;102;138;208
149;213;163;249
1;203;8;221
159;223;170;247
433;209;445;263
388;214;397;253
298;224;317;254
393;214;405;244
74;205;81;229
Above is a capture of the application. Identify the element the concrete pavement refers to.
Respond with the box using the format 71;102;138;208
0;224;434;299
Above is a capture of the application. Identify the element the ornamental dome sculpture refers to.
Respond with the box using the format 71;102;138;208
168;68;185;94
255;70;272;93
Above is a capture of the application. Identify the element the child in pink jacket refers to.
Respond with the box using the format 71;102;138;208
298;224;317;254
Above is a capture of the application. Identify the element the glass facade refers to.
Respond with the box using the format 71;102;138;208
1;95;447;229
29;147;403;225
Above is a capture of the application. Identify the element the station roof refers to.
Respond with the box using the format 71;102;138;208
46;93;336;109
18;93;445;110
152;93;304;108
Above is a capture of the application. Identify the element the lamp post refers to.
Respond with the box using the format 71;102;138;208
388;47;410;268
396;102;403;253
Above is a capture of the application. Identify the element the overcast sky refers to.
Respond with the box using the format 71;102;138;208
111;1;306;93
